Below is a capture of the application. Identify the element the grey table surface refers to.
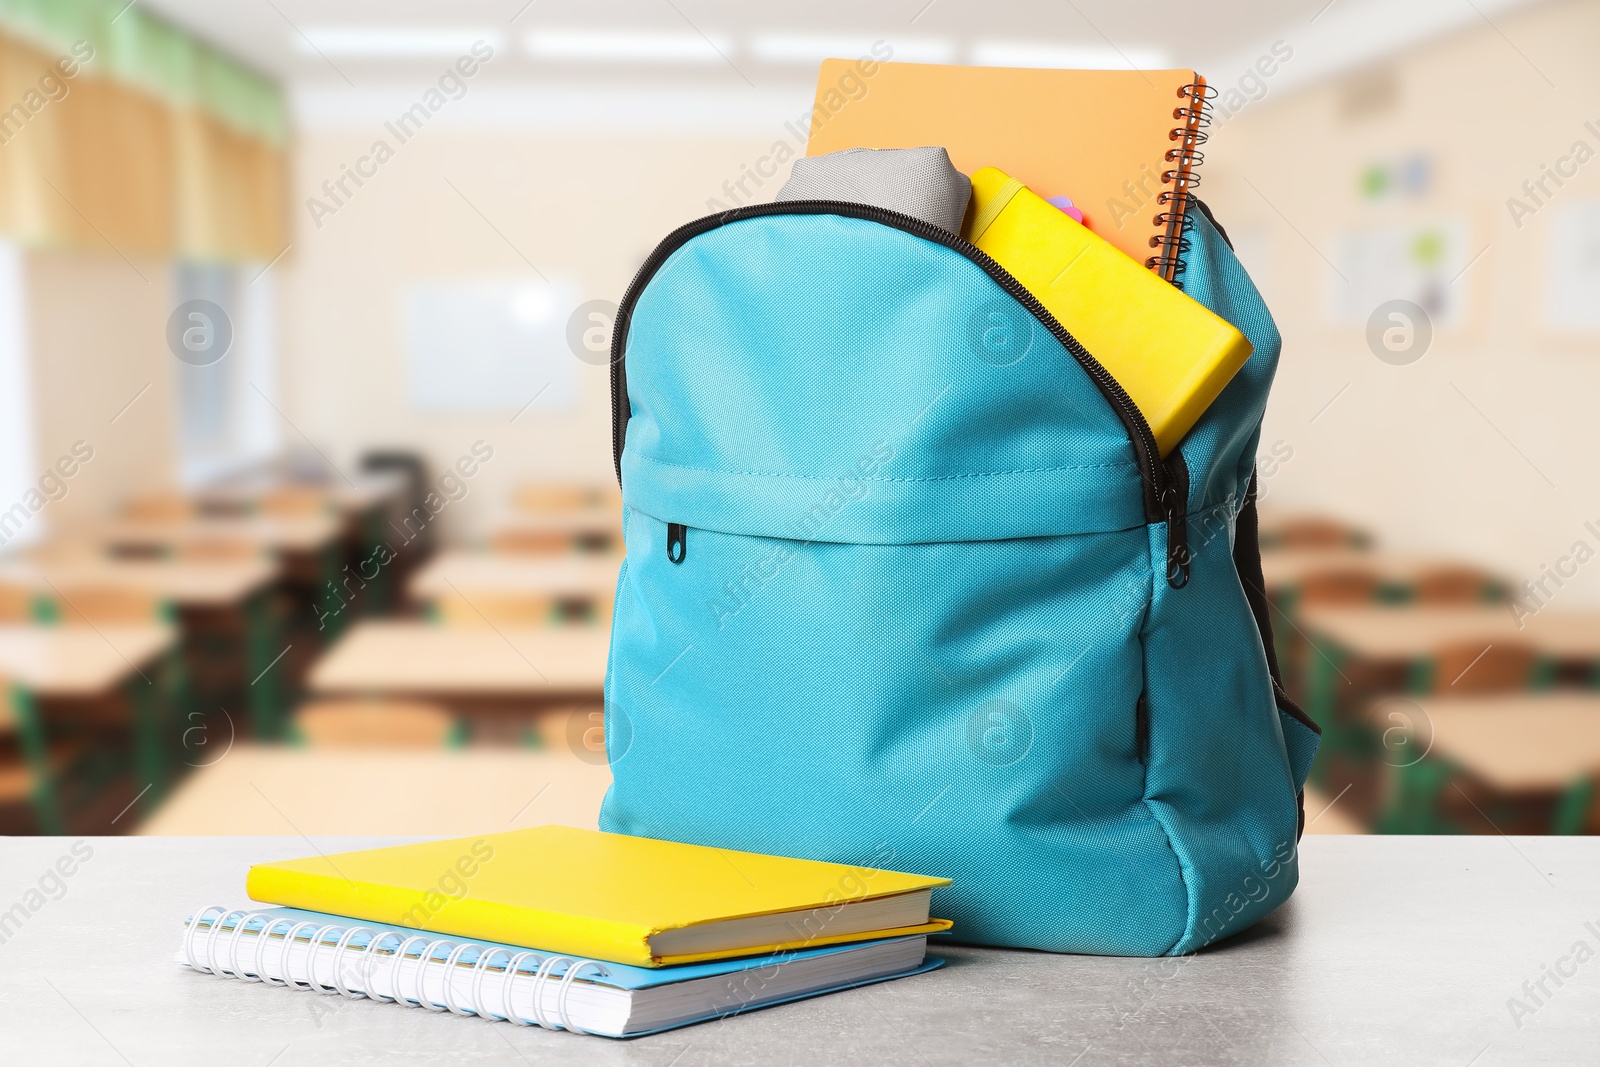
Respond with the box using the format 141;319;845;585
0;835;1595;1065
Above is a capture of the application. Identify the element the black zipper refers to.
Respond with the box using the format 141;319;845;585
665;522;687;564
1162;452;1191;589
609;200;1189;586
1135;693;1151;763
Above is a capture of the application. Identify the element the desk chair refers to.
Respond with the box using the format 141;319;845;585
1382;642;1545;834
514;484;622;514
1427;640;1541;693
45;587;173;627
433;590;607;627
0;583;36;622
1413;565;1501;606
291;699;460;748
171;541;287;740
39;588;186;804
178;538;263;561
0;675;88;834
258;487;331;517
489;528;573;556
1554;771;1600;836
1297;567;1382;607
1284;568;1383;710
123;492;194;521
23;539;101;564
1265;515;1369;551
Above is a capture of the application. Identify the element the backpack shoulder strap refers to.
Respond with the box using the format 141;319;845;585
1232;471;1322;840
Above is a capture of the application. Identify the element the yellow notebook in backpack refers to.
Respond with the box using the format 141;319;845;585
964;166;1251;456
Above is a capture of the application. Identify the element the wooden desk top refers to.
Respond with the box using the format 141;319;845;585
308;620;610;697
1520;611;1600;658
408;552;620;599
200;470;407;515
329;476;407;513
0;557;279;607
1300;605;1600;662
1300;605;1512;659
0;623;177;696
1255;508;1370;548
96;514;345;554
494;510;621;536
139;745;612;835
1366;692;1600;790
1259;550;1488;593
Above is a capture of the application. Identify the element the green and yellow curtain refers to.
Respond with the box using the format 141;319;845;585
0;0;288;262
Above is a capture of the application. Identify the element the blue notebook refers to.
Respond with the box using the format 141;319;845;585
178;906;941;1037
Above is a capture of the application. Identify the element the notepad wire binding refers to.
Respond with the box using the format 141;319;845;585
1147;81;1215;290
183;906;611;1035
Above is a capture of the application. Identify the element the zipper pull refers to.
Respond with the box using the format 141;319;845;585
666;522;687;564
1162;453;1190;590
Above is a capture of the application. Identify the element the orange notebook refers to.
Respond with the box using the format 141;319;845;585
806;61;1208;281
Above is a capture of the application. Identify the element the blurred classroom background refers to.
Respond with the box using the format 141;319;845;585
1;0;1598;839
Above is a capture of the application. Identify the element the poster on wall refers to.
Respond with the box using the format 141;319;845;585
1326;218;1472;330
1541;200;1600;336
406;278;578;414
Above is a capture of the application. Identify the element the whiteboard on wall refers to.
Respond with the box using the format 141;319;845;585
406;278;577;414
1542;200;1600;336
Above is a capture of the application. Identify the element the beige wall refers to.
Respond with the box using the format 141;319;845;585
277;128;789;542
275;1;1597;604
1204;0;1600;605
26;247;176;532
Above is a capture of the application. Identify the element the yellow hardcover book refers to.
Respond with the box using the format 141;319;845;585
246;825;952;968
965;167;1252;456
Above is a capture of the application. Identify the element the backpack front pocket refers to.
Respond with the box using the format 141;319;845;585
603;506;1189;955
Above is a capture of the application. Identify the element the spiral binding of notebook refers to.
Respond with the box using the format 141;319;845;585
181;906;610;1034
1146;80;1215;290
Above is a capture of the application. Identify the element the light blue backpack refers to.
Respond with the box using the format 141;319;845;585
599;199;1320;956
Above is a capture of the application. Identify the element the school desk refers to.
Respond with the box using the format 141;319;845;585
1256;551;1504;685
96;514;346;556
0;556;288;739
1296;605;1600;785
138;745;612;835
408;551;620;598
198;471;410;613
1259;550;1504;604
0;623;177;832
0;835;1594;1063
198;469;408;517
307;620;609;716
334;471;412;614
490;509;622;554
0;556;278;608
1367;692;1600;834
1300;605;1600;684
406;552;621;621
96;512;360;645
1254;508;1371;551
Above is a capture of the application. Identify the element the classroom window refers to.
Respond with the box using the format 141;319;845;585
172;262;281;486
0;240;37;552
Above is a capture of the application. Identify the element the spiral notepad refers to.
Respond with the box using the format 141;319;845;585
179;907;938;1038
807;61;1213;288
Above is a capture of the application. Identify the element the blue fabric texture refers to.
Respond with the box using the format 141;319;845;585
601;207;1316;956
